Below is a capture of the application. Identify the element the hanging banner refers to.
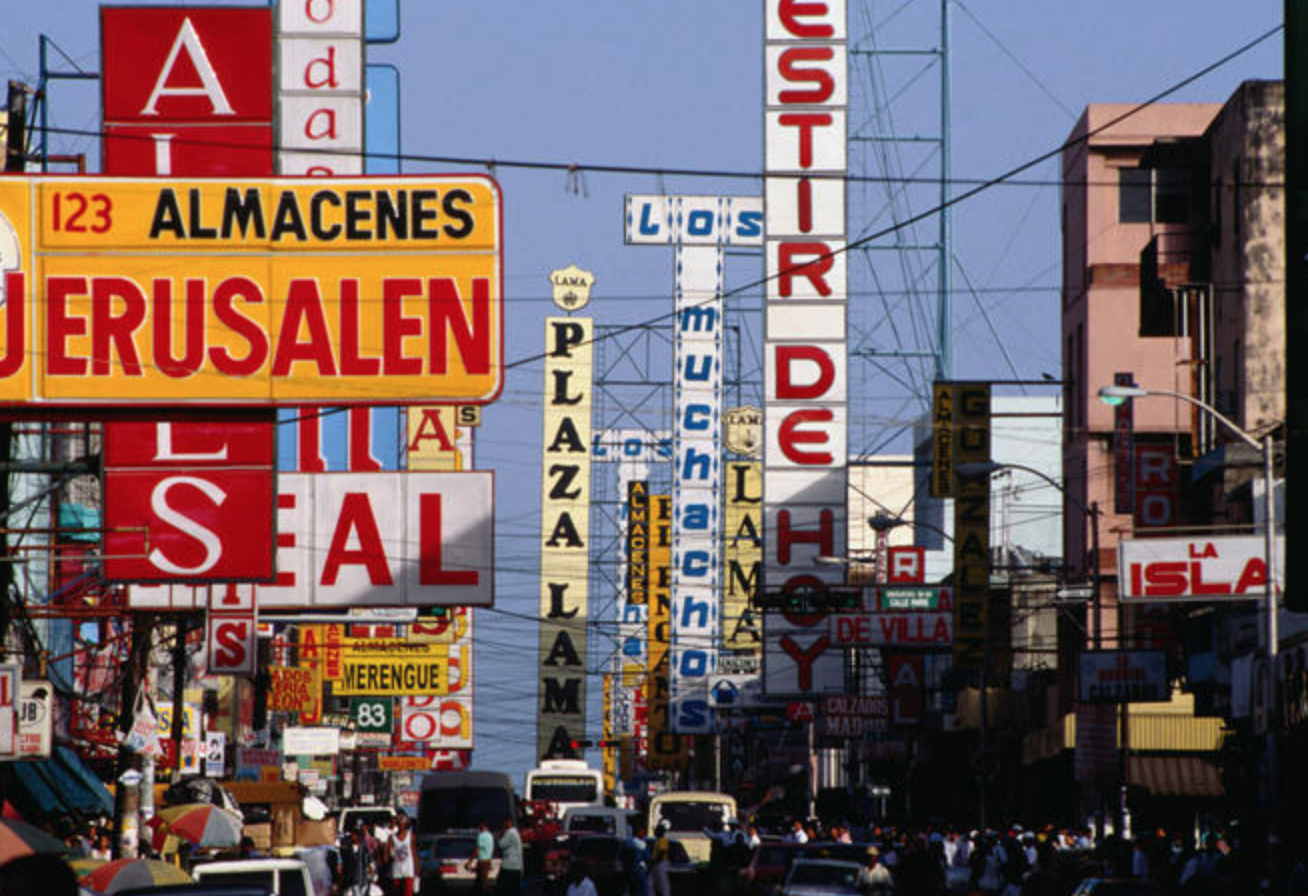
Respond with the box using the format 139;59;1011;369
0;176;502;406
762;0;849;698
537;315;593;761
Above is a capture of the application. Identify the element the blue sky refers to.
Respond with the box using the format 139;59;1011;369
2;0;1284;780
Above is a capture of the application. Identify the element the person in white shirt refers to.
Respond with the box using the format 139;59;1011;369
564;862;599;896
746;824;762;849
497;816;523;894
787;820;809;844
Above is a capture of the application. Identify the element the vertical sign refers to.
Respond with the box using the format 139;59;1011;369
1114;372;1135;513
624;480;651;772
277;0;365;175
0;666;17;757
1133;444;1178;530
952;383;991;668
671;241;723;735
931;383;956;498
101;7;274;176
537;317;593;761
625;196;761;735
762;0;849;697
646;495;687;768
724;460;763;654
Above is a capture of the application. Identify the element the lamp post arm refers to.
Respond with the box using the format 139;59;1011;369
1134;388;1261;451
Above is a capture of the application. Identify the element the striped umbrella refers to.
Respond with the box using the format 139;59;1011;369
149;802;243;853
0;817;68;865
85;858;192;893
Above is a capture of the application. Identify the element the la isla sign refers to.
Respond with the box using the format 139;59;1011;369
1118;535;1283;602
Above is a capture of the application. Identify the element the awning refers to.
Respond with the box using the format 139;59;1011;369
1128;755;1223;797
7;748;114;820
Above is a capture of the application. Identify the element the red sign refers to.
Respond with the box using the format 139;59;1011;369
831;612;953;647
785;701;813;724
206;615;256;675
103;419;276;582
888;654;924;726
1133;444;1177;529
885;546;926;584
101;7;273;176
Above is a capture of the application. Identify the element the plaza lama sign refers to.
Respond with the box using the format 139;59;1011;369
0;176;502;406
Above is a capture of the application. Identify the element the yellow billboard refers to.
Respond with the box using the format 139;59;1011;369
724;461;762;653
333;649;450;696
269;666;318;713
0;177;502;405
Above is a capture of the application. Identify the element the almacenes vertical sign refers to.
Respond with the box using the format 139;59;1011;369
537;317;594;760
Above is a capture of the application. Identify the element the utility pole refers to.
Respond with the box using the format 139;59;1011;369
170;617;190;782
112;616;155;858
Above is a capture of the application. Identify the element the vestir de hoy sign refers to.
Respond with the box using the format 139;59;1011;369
0;177;502;407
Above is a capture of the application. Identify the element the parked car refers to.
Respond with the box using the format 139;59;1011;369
117;887;271;896
419;831;501;892
742;841;809;896
1071;879;1165;896
562;806;640;838
780;859;862;896
191;859;313;896
339;806;397;835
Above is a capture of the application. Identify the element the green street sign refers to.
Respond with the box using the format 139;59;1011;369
350;697;394;732
879;587;942;611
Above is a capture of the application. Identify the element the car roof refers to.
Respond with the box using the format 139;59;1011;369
115;888;272;896
194;859;309;873
790;858;863;868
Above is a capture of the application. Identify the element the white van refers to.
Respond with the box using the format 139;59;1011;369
192;858;314;896
562;805;639;838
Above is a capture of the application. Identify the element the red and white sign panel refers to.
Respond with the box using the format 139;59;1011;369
1118;535;1283;602
130;472;494;608
0;666;17;757
399;696;473;750
762;0;850;698
278;0;364;176
885;546;926;584
103;420;276;583
1133;444;1177;529
888;654;924;726
830;612;953;647
206;614;258;675
101;7;274;176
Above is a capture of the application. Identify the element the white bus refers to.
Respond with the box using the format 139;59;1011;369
523;759;603;815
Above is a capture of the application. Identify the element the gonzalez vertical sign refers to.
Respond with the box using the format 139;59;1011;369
762;0;849;697
646;494;687;768
537;317;593;761
101;7;274;176
951;383;990;668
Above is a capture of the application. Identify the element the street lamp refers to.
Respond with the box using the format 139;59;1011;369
1097;386;1279;712
955;461;1103;648
1098;383;1281;827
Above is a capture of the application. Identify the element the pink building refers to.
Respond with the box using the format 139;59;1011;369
1061;103;1219;660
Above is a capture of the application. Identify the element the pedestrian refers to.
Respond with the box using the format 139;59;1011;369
468;819;494;893
388;813;417;896
856;846;895;895
497;815;523;895
746;824;762;849
340;828;375;896
565;860;599;896
620;823;650;896
787;819;808;844
649;823;672;896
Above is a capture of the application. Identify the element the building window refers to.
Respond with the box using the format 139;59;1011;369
1118;167;1192;224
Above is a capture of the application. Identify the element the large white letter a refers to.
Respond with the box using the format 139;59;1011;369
141;18;235;116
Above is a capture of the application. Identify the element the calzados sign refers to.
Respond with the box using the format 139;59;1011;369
0;176;502;405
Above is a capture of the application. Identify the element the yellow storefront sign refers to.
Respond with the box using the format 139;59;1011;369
0;177;502;405
378;755;432;771
269;666;319;713
334;650;450;696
